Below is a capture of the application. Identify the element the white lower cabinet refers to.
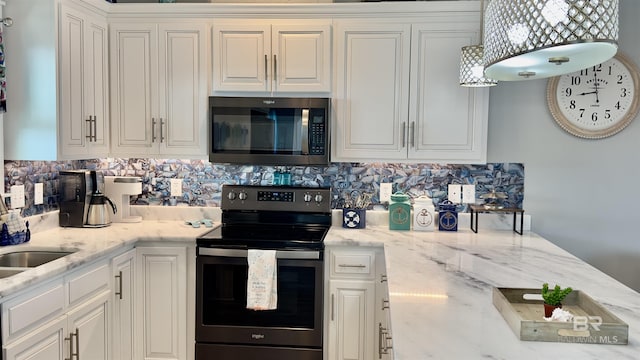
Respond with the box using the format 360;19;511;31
326;247;391;360
3;316;67;360
136;245;192;360
112;249;137;360
329;279;375;360
2;260;112;360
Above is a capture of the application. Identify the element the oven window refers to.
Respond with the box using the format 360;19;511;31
200;260;318;329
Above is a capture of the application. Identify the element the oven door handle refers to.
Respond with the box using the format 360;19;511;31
199;247;321;260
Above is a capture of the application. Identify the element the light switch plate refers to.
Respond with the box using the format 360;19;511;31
380;183;393;203
10;185;25;208
462;184;476;204
34;183;44;205
170;179;183;197
447;184;461;204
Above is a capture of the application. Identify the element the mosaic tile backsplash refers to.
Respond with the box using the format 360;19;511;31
4;159;524;217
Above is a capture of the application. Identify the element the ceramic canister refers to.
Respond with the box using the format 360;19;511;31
438;199;458;231
413;195;435;231
389;192;411;230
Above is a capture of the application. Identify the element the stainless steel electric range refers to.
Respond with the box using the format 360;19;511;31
195;185;331;360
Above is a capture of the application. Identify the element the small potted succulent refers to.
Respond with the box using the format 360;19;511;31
541;283;573;317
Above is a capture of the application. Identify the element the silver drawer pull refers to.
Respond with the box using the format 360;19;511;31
338;264;366;268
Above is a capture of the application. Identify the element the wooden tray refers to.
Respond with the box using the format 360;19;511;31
493;287;628;345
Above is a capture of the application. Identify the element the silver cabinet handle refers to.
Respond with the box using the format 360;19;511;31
160;118;165;143
378;323;393;358
93;115;97;142
273;54;277;82
85;117;93;142
115;271;123;300
265;54;268;82
152;118;157;142
401;122;407;147
331;293;335;321
65;329;79;360
85;116;97;142
338;263;366;268
410;121;415;148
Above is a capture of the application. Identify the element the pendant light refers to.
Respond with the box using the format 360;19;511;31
459;0;498;87
483;0;619;81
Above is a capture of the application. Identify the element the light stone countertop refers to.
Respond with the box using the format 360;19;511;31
0;210;217;298
325;226;640;360
3;208;639;359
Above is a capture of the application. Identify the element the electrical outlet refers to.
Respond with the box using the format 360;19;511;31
380;183;393;203
10;185;25;209
170;179;183;197
447;184;462;204
34;183;44;205
462;184;476;204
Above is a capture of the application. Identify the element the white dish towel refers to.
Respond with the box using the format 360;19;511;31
246;249;278;310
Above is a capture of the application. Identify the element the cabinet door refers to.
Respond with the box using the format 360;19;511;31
3;317;67;360
136;247;187;360
328;280;375;360
66;292;110;360
212;22;271;92
332;21;411;162
408;22;489;163
58;4;109;159
157;23;208;156
110;23;158;156
83;13;110;156
112;249;136;360
272;23;331;93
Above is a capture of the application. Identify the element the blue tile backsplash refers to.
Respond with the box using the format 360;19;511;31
4;159;524;217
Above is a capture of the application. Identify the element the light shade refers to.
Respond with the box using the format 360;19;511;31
459;45;498;87
484;0;619;81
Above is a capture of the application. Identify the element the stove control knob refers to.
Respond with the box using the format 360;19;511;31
303;193;313;202
314;194;324;204
238;191;248;201
227;191;237;200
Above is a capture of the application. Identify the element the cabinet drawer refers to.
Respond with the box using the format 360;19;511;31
66;261;110;308
331;252;375;278
2;281;65;342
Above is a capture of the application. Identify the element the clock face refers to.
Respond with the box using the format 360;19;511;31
547;53;640;139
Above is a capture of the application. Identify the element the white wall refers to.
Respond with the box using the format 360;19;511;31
487;0;640;292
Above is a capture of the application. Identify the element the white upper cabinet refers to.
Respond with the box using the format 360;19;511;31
408;22;489;163
59;3;110;159
3;0;109;160
332;13;489;164
110;22;209;158
212;20;331;94
332;21;412;161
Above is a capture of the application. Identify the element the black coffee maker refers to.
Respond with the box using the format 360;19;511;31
59;170;116;227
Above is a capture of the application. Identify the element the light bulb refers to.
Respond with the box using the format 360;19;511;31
542;0;569;26
507;23;529;46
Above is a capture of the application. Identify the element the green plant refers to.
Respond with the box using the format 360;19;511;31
541;283;573;306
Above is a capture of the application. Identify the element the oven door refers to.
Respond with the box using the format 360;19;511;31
196;247;323;348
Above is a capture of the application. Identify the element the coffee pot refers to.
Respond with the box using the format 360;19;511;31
86;172;117;227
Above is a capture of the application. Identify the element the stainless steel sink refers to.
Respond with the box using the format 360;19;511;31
0;268;25;278
0;251;74;267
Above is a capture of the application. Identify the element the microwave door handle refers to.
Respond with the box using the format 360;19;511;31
301;108;310;155
199;247;320;260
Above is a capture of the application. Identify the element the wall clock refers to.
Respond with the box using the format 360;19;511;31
547;52;640;139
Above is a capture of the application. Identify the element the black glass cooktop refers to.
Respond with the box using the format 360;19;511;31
197;223;329;251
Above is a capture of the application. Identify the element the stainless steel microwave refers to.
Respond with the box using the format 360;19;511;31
209;97;330;166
